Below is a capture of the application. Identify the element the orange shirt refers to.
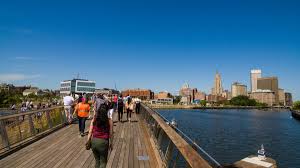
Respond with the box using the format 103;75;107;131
76;102;90;117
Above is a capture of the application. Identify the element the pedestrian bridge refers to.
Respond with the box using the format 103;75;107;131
0;104;217;168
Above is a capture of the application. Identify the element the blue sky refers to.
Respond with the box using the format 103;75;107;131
0;0;300;99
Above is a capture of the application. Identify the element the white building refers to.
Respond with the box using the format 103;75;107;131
60;79;96;96
250;69;262;92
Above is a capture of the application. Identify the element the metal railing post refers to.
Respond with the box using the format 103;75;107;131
0;120;10;150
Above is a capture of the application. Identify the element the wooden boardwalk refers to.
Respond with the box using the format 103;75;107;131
0;112;161;168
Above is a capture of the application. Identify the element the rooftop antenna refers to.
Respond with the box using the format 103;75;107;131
77;73;80;79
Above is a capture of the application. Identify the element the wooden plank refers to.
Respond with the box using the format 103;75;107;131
136;119;145;168
139;118;159;168
29;124;79;168
0;125;68;166
109;122;125;167
122;121;130;168
106;124;122;167
133;117;139;168
137;122;150;168
12;125;75;168
128;123;134;168
81;153;94;168
39;135;79;168
117;124;126;167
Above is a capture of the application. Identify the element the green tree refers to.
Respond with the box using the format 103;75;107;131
293;101;300;110
173;96;182;104
230;95;258;106
200;100;207;107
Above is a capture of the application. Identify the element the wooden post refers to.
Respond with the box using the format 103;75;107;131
0;120;10;150
59;108;65;124
46;110;53;128
157;128;164;147
16;117;23;141
28;114;36;136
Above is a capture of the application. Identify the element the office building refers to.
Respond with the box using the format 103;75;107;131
121;89;154;100
257;77;279;105
285;92;293;107
250;69;262;92
212;71;223;96
231;82;247;98
60;79;96;96
155;91;172;99
250;90;276;106
278;88;285;106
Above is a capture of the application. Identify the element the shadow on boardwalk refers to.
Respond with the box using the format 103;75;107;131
0;113;160;168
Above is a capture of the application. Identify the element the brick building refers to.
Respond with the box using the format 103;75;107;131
121;89;154;100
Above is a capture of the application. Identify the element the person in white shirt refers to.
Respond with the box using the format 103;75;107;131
63;94;75;124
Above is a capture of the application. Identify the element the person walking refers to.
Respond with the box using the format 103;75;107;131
117;96;124;122
126;97;134;122
113;94;118;110
135;99;141;114
74;97;90;137
87;93;113;168
63;94;75;124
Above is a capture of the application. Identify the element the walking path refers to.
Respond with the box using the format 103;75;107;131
0;112;161;168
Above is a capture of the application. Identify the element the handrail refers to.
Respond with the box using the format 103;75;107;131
140;104;214;168
0;106;63;120
147;105;221;167
0;106;65;153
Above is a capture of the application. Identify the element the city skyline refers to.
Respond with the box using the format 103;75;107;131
1;1;300;99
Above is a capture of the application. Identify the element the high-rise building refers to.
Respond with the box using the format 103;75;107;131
250;69;262;92
231;82;247;98
285;92;293;107
278;88;285;106
257;77;279;105
212;71;223;96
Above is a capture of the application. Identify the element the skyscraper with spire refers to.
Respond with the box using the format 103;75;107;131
212;71;223;96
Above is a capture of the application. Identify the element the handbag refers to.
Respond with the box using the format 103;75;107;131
85;138;92;150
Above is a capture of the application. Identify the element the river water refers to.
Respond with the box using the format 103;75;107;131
157;109;300;168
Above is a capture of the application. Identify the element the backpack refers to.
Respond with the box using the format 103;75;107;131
95;102;109;128
118;99;123;107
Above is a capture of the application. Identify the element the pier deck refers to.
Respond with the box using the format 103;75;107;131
0;112;160;168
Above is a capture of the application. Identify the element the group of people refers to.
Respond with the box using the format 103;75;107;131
63;93;141;168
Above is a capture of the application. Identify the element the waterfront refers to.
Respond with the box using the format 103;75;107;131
157;109;300;168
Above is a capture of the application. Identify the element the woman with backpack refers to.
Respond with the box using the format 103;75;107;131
87;93;113;168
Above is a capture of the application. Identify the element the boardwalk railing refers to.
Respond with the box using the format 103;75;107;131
0;106;65;154
140;104;220;168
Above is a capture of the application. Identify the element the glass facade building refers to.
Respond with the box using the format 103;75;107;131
60;79;96;96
